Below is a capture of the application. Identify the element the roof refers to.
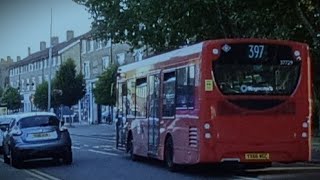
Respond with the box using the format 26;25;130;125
9;35;83;69
118;42;204;73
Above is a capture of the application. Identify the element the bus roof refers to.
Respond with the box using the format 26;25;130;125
118;42;204;73
118;38;309;74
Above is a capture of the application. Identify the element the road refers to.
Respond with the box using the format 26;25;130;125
1;124;320;180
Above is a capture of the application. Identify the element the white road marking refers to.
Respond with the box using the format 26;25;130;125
246;166;320;172
0;158;3;162
232;176;260;180
24;170;48;180
29;169;61;180
83;144;89;147
71;146;81;149
88;149;119;156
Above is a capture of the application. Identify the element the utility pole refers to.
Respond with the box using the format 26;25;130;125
48;8;52;112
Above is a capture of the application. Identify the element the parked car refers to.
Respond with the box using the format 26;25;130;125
0;115;14;153
2;112;72;168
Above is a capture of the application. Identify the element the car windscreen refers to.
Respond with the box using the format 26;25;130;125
19;115;60;128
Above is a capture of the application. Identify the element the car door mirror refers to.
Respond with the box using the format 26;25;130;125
0;125;6;132
61;120;65;126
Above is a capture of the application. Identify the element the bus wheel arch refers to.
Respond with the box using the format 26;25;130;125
164;134;179;171
127;130;137;161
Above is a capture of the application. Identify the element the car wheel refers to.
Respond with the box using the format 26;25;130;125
10;149;22;168
165;136;179;172
63;147;73;165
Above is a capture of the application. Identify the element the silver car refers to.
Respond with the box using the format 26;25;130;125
2;112;72;168
0;115;15;153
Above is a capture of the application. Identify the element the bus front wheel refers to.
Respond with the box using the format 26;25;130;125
128;135;138;161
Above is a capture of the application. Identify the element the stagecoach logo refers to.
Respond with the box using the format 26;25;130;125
240;85;274;93
222;44;231;53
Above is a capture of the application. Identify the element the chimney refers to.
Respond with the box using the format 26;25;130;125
66;30;74;41
17;56;21;61
51;36;59;46
40;41;46;51
28;47;31;56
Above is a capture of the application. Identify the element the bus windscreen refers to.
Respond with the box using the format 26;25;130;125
213;44;301;95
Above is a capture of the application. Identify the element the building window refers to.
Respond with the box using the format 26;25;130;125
116;53;125;65
134;50;143;62
57;56;61;66
32;77;36;90
83;62;90;78
27;78;30;91
52;57;56;66
82;40;86;54
38;76;43;85
102;56;110;70
86;40;91;52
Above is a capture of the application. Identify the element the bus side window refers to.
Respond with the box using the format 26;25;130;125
176;65;195;108
162;71;176;117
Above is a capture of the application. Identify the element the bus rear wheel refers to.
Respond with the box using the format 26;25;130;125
165;137;179;172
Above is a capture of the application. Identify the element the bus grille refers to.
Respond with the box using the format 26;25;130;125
189;127;198;147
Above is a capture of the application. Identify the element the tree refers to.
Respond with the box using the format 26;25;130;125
33;81;58;111
0;86;3;102
53;58;86;107
1;87;21;111
75;0;320;130
93;64;118;106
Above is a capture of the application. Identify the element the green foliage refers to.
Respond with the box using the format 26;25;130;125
93;64;118;106
75;0;320;128
0;86;3;99
53;58;86;107
1;87;21;111
33;81;58;110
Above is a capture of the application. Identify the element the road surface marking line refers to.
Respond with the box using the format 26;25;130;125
88;149;119;156
24;170;48;180
83;144;89;147
29;169;61;180
246;166;320;172
72;146;81;149
0;158;4;162
232;176;260;180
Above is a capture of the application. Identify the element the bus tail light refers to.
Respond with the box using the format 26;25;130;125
302;132;308;138
302;122;308;128
205;133;212;139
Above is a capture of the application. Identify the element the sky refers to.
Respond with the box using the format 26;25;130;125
0;0;92;61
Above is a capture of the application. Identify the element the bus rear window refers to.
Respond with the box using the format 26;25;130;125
213;44;301;95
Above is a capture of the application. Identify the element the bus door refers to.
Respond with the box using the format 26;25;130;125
147;74;160;155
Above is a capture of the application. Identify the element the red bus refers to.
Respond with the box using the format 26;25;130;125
116;39;313;170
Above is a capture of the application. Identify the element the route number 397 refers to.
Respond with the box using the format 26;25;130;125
248;45;265;59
